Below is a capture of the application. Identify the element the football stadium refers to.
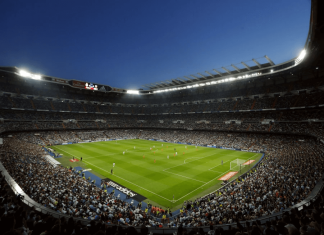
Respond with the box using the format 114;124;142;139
0;0;324;234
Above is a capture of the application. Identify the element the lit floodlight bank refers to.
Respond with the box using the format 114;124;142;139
127;90;139;94
295;49;306;65
153;72;261;93
19;70;42;80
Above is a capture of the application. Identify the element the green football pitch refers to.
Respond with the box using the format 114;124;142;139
51;139;262;210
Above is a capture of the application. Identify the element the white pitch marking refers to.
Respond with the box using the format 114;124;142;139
163;170;207;183
163;150;227;171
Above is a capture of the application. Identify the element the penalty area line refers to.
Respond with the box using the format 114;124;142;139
163;170;207;183
208;159;232;171
163;150;227;171
174;168;233;203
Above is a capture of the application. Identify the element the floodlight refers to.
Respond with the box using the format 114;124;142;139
33;74;41;80
19;70;31;77
295;49;307;65
298;49;306;60
19;70;42;80
127;90;139;94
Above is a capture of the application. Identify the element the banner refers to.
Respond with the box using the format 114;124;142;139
102;178;146;201
72;80;86;88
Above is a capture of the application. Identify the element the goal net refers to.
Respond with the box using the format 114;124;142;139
230;159;246;171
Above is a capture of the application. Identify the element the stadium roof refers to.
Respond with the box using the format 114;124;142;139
141;56;274;90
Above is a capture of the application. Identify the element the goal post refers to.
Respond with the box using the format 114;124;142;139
230;159;246;172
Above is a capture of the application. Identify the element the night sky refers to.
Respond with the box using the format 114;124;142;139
0;0;310;89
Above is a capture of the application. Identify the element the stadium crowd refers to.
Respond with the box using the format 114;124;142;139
1;90;324;114
1;109;324;145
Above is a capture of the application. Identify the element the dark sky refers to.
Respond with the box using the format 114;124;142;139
0;0;310;89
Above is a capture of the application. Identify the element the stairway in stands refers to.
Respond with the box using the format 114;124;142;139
81;103;87;112
248;142;255;150
50;101;55;110
233;101;238;110
268;124;273;132
55;131;64;141
271;97;278;108
30;99;36;109
250;100;256;110
39;136;49;146
67;103;72;111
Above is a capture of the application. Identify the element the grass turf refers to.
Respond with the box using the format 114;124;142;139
51;139;262;210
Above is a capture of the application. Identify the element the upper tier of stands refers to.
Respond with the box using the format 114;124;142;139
0;88;324;113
